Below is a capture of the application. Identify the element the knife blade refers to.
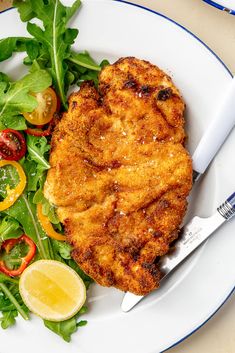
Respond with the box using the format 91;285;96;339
121;76;235;312
121;191;235;312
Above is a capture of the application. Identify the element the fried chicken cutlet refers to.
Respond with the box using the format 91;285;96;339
44;57;192;295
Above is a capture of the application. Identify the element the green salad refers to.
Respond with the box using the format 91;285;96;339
0;0;107;342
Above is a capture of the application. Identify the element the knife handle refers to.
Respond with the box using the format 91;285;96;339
192;76;235;175
217;191;235;220
227;192;235;207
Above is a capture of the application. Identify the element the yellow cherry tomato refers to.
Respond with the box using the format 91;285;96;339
23;87;57;125
0;160;26;211
37;203;66;241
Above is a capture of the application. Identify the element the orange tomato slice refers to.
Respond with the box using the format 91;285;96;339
23;87;57;125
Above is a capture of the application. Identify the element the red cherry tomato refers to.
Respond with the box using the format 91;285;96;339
0;129;26;161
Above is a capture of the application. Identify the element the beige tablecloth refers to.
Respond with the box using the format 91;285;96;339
0;0;234;352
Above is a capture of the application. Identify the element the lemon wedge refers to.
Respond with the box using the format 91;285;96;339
19;260;86;322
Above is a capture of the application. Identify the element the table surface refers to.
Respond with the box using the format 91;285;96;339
0;0;234;352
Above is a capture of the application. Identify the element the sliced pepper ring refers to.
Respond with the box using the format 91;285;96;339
37;203;66;241
0;160;26;211
0;234;36;277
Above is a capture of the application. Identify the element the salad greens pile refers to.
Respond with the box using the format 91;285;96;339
0;70;52;130
0;0;107;342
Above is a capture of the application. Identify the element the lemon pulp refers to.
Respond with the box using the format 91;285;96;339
19;260;86;321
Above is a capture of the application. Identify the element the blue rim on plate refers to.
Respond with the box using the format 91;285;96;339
0;6;13;14
203;0;235;15
1;2;234;353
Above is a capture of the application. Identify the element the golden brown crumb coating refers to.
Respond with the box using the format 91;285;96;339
44;57;192;295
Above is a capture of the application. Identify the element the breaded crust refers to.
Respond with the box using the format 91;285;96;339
44;57;192;295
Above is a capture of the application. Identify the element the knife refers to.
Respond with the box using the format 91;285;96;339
122;192;235;312
122;76;235;312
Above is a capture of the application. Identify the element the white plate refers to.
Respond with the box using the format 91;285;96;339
0;1;234;352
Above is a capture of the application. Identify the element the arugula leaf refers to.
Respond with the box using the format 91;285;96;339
33;188;60;225
42;202;60;225
32;188;44;204
0;289;20;313
0;34;48;69
5;193;51;259
77;320;87;327
0;72;10;84
22;159;44;192
25;40;40;62
21;148;48;193
32;173;60;226
0;283;29;322
0;164;51;259
1;241;29;271
0;70;52;129
68;51;101;71
9;1;108;108
0;310;18;329
26;135;50;170
13;0;35;22
0;37;37;62
14;0;81;108
44;306;88;342
48;240;93;290
0;216;23;242
1;115;27;130
44;316;78;342
77;59;109;87
100;59;110;69
0;274;19;285
78;70;100;87
0;292;16;312
51;240;72;260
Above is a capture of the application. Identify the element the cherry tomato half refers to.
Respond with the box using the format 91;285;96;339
23;87;57;125
0;129;26;161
